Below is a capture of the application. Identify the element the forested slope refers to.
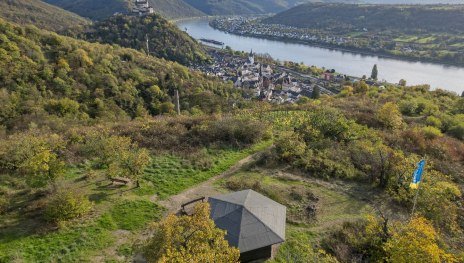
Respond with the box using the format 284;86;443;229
44;0;204;20
264;3;464;33
147;0;204;19
0;0;90;31
43;0;129;20
0;18;238;129
182;0;315;15
82;14;208;65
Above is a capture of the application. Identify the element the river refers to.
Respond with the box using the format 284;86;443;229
176;18;464;94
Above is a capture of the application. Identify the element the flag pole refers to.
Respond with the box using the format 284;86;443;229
410;156;427;220
410;182;421;219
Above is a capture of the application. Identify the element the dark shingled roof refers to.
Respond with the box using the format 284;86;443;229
208;189;286;253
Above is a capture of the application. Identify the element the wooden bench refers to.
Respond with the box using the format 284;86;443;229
181;197;206;215
110;177;131;185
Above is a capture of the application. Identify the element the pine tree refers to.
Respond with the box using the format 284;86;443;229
461;91;464;97
312;85;321;99
371;64;378;80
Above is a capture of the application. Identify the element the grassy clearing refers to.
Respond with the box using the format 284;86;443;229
217;169;384;263
0;198;153;262
216;168;377;260
105;199;164;231
138;140;272;199
220;169;372;235
0;141;271;262
0;199;164;262
0;218;114;262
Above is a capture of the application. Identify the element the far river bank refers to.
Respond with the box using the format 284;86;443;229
176;18;464;94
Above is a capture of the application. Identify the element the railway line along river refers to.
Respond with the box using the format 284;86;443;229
176;18;464;94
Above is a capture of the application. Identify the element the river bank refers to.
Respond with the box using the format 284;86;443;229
209;22;464;69
176;18;464;93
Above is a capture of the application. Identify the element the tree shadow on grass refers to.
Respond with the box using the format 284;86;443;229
0;206;56;242
88;192;110;203
77;178;107;189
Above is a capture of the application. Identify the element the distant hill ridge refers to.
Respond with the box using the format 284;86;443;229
0;0;90;32
43;0;204;20
182;0;323;15
264;3;464;33
32;0;464;22
42;0;358;18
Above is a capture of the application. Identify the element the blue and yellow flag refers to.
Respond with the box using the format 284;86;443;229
410;159;426;189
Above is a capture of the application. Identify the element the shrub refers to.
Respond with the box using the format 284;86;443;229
271;234;337;263
275;131;306;162
416;99;439;116
354;81;369;94
298;151;357;180
384;217;455;263
225;178;262;192
0;195;8;214
304;107;351;141
183;149;213;170
421;126;443;140
195;117;268;147
339;86;354;97
448;123;464;140
425;116;442;129
399;100;418;116
454;97;464;114
44;189;93;223
417;175;462;232
322;216;388;262
45;98;80;117
376;102;403;130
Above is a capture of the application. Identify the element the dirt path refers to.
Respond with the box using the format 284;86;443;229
158;150;262;214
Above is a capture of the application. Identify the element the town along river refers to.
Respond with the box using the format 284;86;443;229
176;18;464;94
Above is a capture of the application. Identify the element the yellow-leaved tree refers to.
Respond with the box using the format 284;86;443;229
384;217;456;263
143;202;240;263
376;102;403;130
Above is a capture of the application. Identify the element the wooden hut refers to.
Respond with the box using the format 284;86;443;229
208;189;286;262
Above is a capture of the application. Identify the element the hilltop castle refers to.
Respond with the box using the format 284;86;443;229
132;0;154;16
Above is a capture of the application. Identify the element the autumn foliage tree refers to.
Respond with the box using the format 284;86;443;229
384;217;456;263
143;203;239;263
0;131;65;187
44;186;93;224
80;134;150;181
376;102;403;130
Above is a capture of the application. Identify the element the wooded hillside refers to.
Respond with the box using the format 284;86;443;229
44;0;204;20
183;0;315;15
82;14;208;65
264;3;464;33
0;0;89;31
0;18;238;129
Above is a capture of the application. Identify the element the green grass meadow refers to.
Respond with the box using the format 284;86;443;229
0;141;271;262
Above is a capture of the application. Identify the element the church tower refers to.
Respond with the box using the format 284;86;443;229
247;49;254;65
